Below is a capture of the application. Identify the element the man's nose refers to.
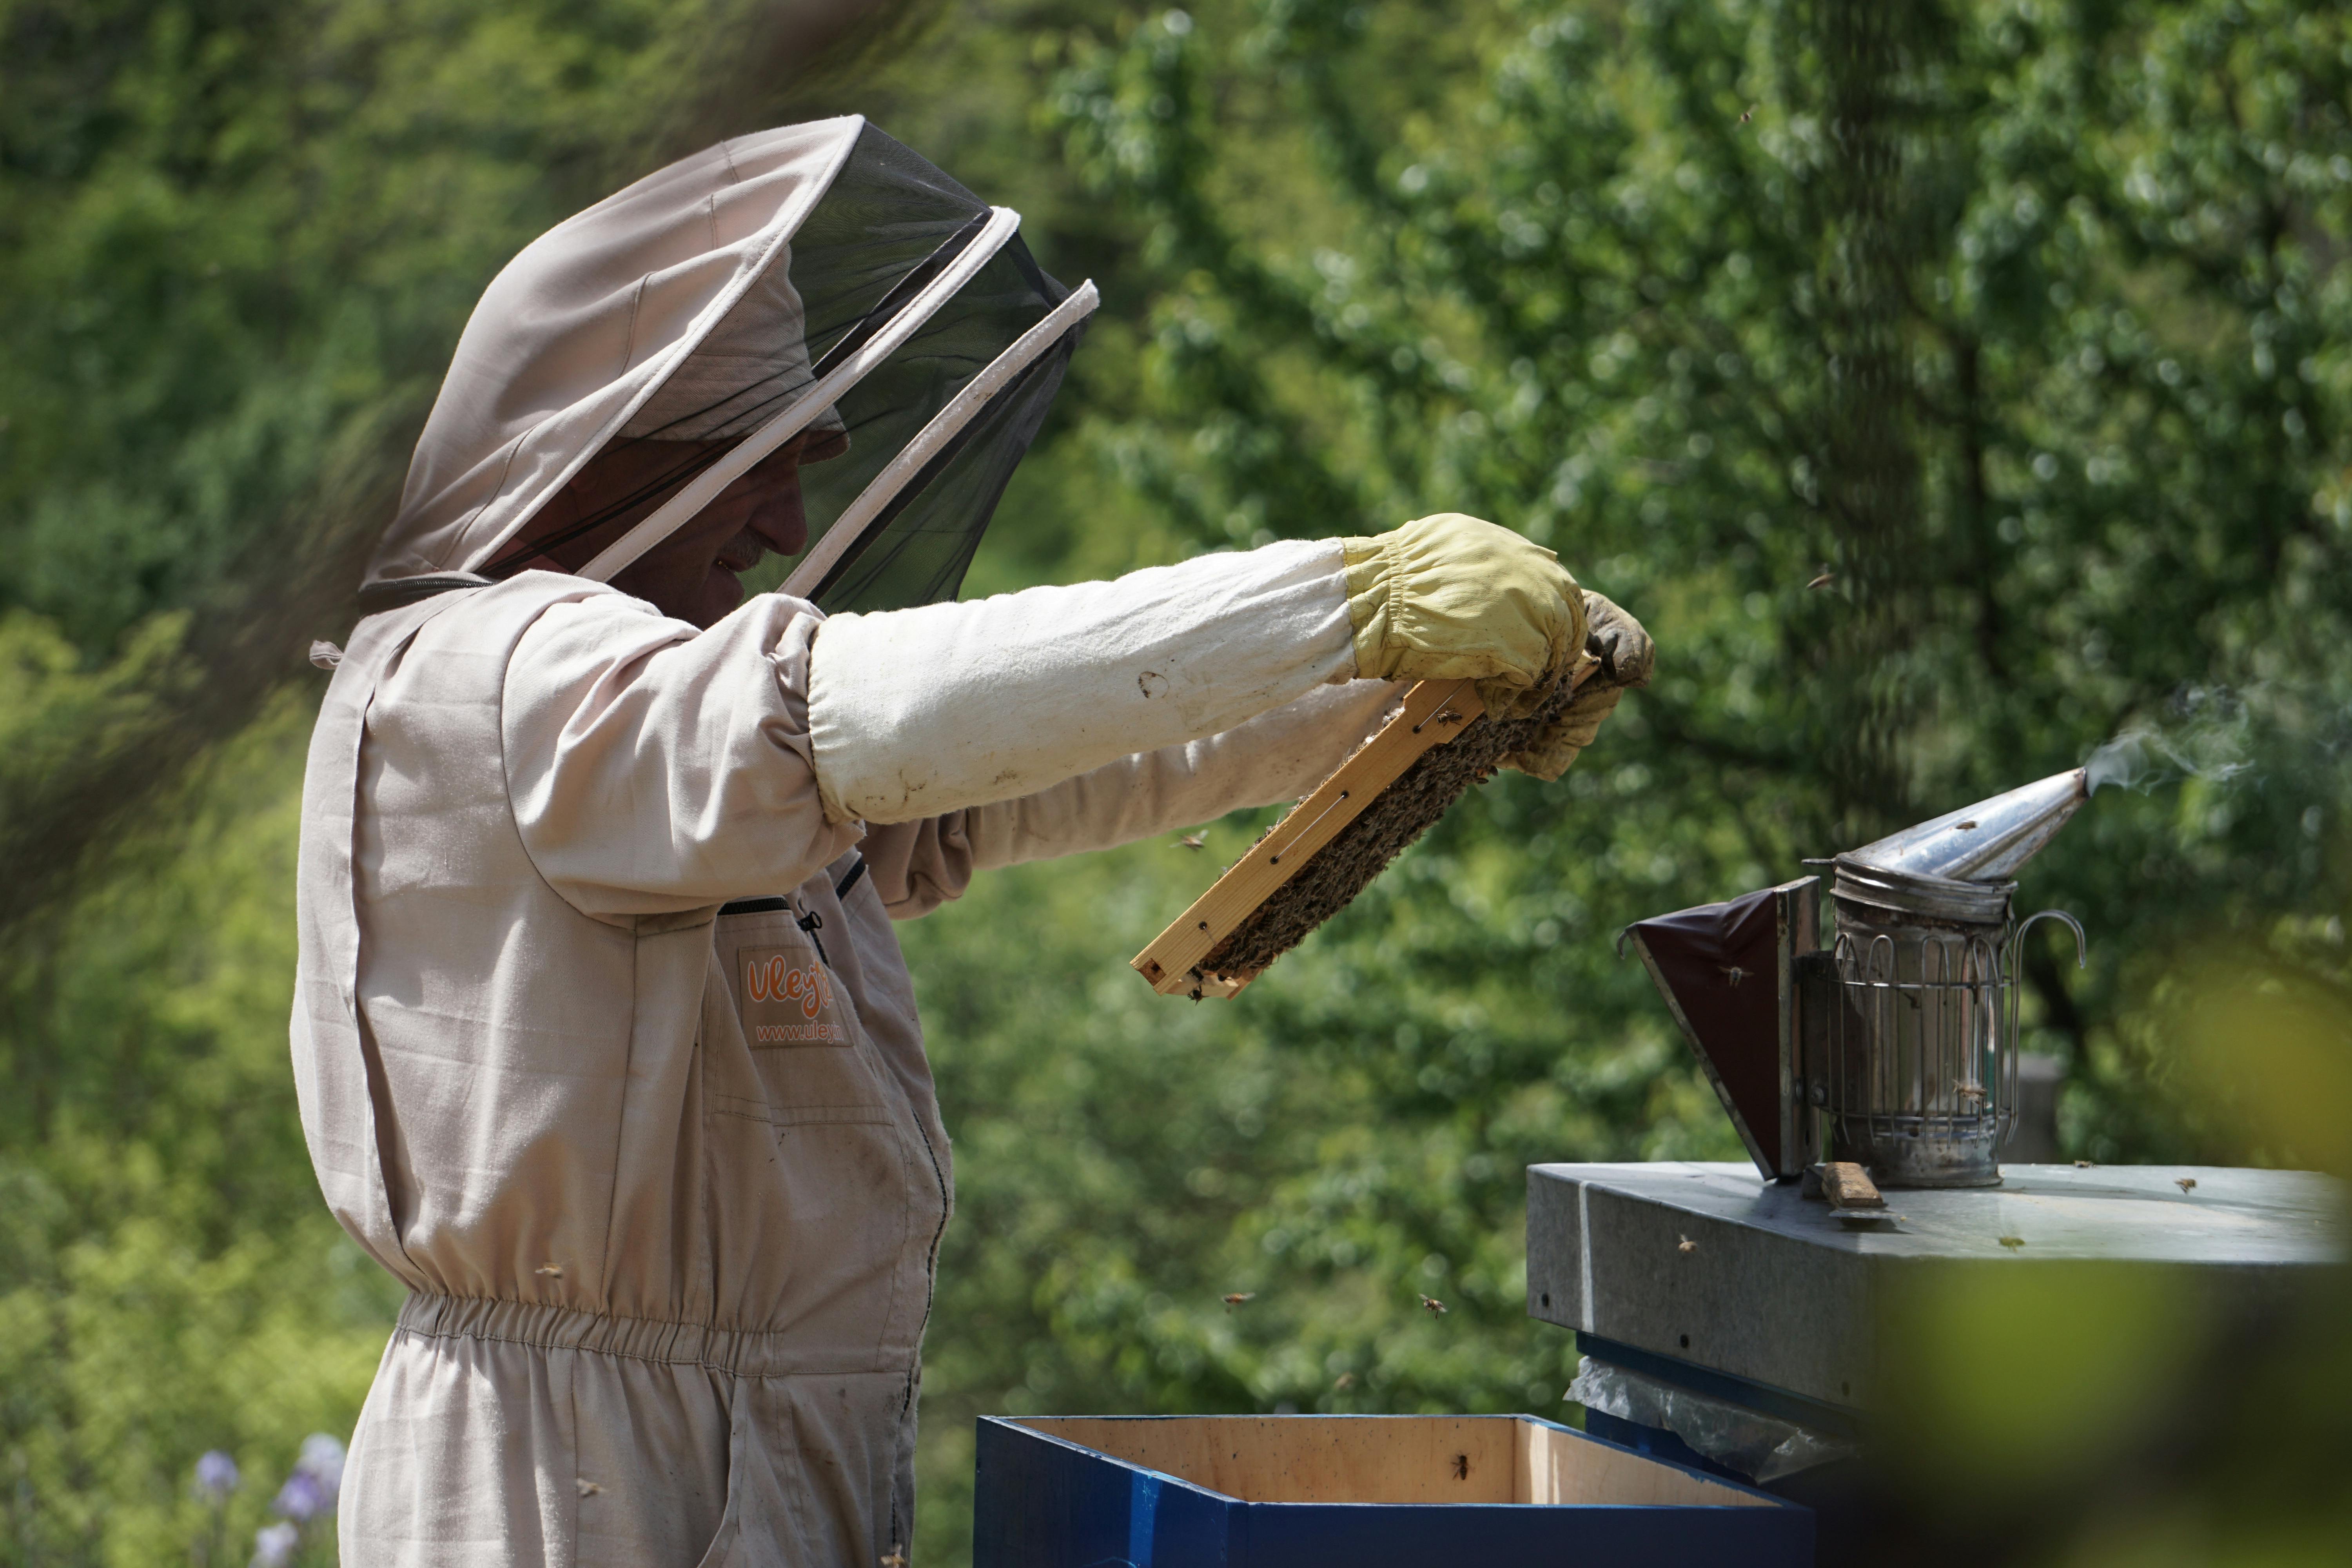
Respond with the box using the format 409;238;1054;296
745;479;809;555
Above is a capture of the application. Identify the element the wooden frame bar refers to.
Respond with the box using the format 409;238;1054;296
1131;678;1485;996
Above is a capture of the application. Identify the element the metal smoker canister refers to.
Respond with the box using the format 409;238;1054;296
1815;771;2090;1187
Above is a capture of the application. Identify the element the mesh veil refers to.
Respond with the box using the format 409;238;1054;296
805;337;1076;612
484;122;1082;614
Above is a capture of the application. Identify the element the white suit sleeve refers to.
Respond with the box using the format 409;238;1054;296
806;538;1355;825
858;677;1405;919
961;676;1403;870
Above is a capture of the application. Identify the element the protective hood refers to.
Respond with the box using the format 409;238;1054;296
367;115;1095;613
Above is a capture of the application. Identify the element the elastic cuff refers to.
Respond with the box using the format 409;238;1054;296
804;618;863;826
1340;534;1396;679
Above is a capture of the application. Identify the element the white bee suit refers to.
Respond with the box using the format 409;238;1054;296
293;118;1396;1567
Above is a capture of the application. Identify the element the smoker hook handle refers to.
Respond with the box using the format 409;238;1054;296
2004;908;2088;1070
2009;907;2088;973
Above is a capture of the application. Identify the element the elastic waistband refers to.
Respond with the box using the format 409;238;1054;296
394;1293;902;1379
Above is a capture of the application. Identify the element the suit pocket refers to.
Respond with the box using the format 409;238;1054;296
701;907;922;1362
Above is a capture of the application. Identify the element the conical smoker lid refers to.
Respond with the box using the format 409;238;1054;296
1845;768;2089;883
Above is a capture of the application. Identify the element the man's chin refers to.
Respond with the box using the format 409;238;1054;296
693;569;749;628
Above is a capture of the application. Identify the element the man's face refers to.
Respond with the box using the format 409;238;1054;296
509;434;818;628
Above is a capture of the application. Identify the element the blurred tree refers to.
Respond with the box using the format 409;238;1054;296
898;0;2352;1557
1032;0;2352;1161
5;1;2350;1564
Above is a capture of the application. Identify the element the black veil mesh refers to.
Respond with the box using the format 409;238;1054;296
788;220;1077;612
488;122;1078;613
808;334;1078;613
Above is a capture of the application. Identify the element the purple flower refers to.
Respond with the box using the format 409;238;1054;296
270;1469;325;1523
250;1520;299;1568
193;1450;240;1501
294;1432;346;1503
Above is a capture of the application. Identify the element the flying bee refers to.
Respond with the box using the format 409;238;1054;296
1223;1292;1256;1310
1739;103;1758;124
535;1263;564;1278
1806;568;1836;591
1953;1081;1988;1103
2074;1160;2095;1169
1998;1235;2025;1250
1677;1234;1697;1255
880;1549;908;1568
2176;1176;2198;1194
575;1479;603;1498
1178;833;1207;850
1719;965;1748;987
1333;1372;1356;1390
1419;1294;1448;1316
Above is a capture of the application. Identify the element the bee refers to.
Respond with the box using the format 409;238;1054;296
1677;1234;1697;1255
1223;1292;1256;1311
1452;1454;1470;1480
535;1263;564;1278
1333;1372;1356;1390
1953;1081;1988;1104
575;1479;603;1498
2176;1176;2198;1194
2074;1159;2095;1169
1739;103;1758;125
1718;965;1748;987
880;1550;908;1568
1178;833;1207;850
1998;1235;2025;1250
1419;1294;1448;1316
1435;708;1464;726
1806;568;1836;591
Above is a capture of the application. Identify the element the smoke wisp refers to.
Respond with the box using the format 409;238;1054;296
2084;686;2259;796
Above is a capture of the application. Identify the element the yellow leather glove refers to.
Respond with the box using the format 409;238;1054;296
1340;513;1584;720
1501;589;1653;780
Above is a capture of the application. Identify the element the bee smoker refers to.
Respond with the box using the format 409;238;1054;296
1622;770;2090;1188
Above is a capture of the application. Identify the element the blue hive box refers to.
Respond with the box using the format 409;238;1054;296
974;1413;1813;1567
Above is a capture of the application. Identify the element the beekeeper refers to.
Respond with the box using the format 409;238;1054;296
292;117;1645;1567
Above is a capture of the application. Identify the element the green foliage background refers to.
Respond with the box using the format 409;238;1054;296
4;1;2349;1563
